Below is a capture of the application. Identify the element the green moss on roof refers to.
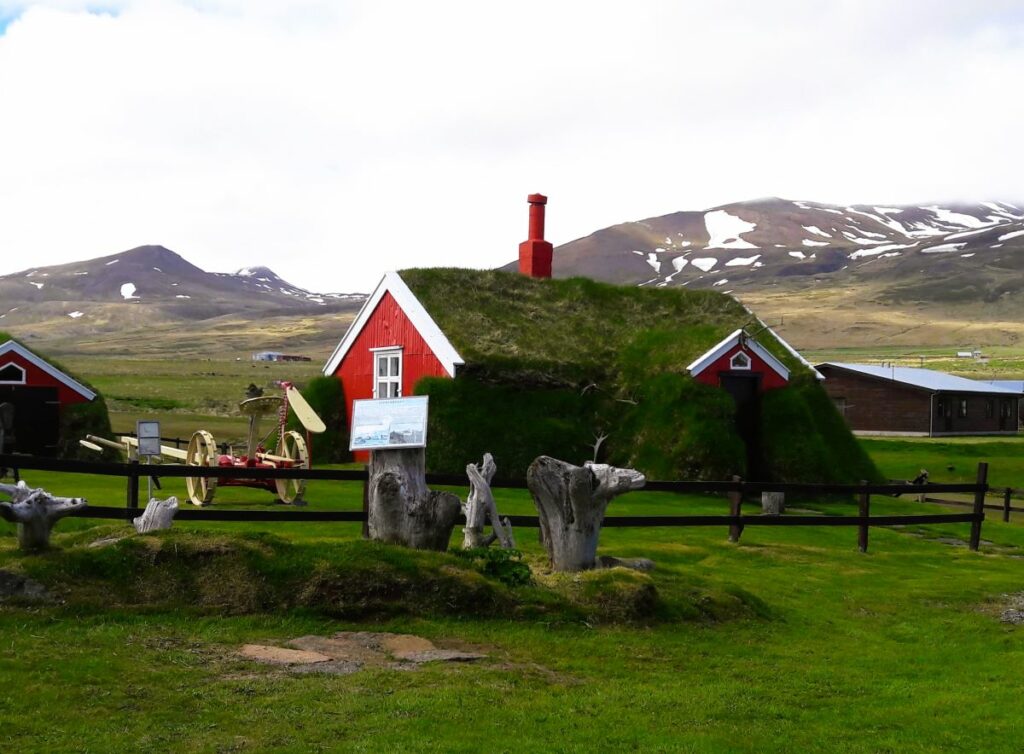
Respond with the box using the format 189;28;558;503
400;269;802;381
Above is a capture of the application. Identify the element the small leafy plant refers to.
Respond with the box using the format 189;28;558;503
451;547;532;587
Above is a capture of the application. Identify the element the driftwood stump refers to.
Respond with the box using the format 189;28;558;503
133;497;180;533
0;481;87;552
462;453;515;550
761;492;785;515
368;448;460;551
527;456;645;572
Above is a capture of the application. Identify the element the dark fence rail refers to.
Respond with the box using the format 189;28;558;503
0;454;993;552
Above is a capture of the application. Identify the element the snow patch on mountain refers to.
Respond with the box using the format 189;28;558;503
998;229;1024;242
120;283;139;299
921;242;966;254
803;225;830;238
788;251;806;260
704;210;758;249
691;257;718;272
725;254;761;267
802;239;828;247
925;206;993;229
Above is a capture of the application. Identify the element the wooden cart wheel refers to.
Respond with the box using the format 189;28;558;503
186;430;218;506
275;430;309;504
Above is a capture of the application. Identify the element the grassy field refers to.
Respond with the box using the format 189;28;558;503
4;439;1024;752
4;355;1024;751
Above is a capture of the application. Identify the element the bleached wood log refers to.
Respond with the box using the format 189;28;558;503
527;456;645;572
0;481;87;551
133;496;180;533
368;448;461;551
462;453;515;550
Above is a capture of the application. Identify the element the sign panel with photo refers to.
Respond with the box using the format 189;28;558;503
349;396;429;451
136;420;162;458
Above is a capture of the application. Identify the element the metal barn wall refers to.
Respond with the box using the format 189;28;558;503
331;291;450;433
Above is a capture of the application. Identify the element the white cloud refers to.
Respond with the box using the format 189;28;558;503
0;1;1022;291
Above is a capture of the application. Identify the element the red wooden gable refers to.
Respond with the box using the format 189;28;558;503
687;330;789;392
331;290;451;431
0;341;94;405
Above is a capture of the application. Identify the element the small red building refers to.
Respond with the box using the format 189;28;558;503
0;339;96;455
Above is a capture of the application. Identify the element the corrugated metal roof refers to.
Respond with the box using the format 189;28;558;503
985;380;1024;394
817;363;1022;395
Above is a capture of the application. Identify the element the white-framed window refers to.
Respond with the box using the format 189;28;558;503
0;362;26;384
730;351;751;370
372;348;403;398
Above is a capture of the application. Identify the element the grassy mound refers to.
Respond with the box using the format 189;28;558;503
403;270;879;483
7;529;769;625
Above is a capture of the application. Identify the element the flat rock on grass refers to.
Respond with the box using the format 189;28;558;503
0;570;53;603
239;644;332;665
239;632;489;676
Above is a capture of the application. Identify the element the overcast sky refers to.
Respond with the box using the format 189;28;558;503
0;1;1021;292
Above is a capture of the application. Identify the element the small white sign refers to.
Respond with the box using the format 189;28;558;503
350;396;429;451
136;420;161;457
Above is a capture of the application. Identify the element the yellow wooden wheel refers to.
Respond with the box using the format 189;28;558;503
185;430;218;506
274;430;309;504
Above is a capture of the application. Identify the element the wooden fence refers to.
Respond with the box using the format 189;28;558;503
0;454;993;553
918;485;1024;524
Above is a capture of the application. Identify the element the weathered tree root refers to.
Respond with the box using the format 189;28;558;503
0;481;87;552
133;497;180;533
527;456;645;572
368;448;461;551
462;453;515;550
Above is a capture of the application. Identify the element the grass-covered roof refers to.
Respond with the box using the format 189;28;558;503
400;268;804;382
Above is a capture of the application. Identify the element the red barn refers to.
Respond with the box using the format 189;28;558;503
0;339;96;455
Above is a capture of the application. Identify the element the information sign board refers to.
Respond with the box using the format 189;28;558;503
349;396;429;451
136;420;162;458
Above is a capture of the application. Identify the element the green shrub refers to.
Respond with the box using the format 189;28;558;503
286;376;350;464
450;547;532;587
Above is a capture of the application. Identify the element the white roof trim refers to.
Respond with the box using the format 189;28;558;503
322;271;464;378
687;329;790;382
0;340;96;400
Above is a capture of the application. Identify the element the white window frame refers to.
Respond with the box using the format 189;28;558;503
0;361;26;385
730;351;751;371
371;347;403;399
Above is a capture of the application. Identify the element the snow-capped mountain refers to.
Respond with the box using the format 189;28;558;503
543;198;1024;297
0;245;365;327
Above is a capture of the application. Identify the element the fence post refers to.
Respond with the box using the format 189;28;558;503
361;464;370;539
969;462;988;551
728;475;744;543
858;480;870;553
126;459;140;518
1003;487;1012;524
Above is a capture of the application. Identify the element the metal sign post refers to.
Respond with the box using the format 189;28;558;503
136;420;161;503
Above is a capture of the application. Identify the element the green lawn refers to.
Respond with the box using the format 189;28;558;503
4;443;1024;752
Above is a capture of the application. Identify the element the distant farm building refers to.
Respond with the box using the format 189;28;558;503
0;339;98;455
817;363;1020;436
252;352;312;363
322;194;874;484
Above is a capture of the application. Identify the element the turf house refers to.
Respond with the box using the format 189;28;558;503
324;196;877;484
0;334;111;458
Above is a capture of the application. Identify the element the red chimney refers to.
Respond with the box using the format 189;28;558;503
518;193;553;279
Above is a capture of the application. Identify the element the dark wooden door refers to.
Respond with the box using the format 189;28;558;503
0;386;60;456
936;397;953;432
1000;400;1013;431
720;374;761;480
